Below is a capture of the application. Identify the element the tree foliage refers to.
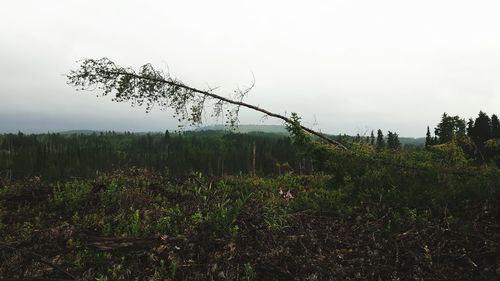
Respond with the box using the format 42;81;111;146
376;129;385;149
430;110;500;164
387;131;401;150
490;114;500;139
434;113;466;143
471;111;491;149
67;58;253;127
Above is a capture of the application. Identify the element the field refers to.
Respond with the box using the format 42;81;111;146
1;164;499;280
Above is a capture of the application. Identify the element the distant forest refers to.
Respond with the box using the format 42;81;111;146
0;131;416;180
0;130;300;180
1;111;499;180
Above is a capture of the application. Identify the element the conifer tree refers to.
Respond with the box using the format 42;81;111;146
370;130;375;146
387;131;401;150
376;129;385;149
425;126;432;149
491;114;500;139
387;131;394;148
164;130;170;142
466;118;474;137
355;133;361;142
472;111;491;148
393;133;401;149
434;113;453;143
434;113;466;143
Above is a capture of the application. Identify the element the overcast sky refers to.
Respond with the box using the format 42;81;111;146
1;0;500;137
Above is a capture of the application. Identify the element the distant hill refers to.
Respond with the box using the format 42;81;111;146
58;130;157;135
196;124;288;134
55;126;425;145
399;137;426;146
58;130;101;135
196;125;425;145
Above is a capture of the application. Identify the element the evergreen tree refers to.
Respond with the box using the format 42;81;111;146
387;131;401;150
455;117;466;135
466;118;474;137
387;131;394;148
434;113;453;143
370;130;375;145
491;114;500;139
355;133;361;142
376;129;385;149
472;111;491;148
393;132;401;149
434;113;466;143
425;126;432;149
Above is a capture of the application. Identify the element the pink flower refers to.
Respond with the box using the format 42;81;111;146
279;188;293;200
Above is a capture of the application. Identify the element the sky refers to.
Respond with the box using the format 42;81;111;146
1;0;500;137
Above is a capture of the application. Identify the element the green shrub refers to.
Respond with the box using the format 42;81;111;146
242;262;257;281
49;180;92;211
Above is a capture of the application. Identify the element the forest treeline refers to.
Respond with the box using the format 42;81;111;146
0;131;295;180
426;111;500;165
1;111;499;180
0;129;419;180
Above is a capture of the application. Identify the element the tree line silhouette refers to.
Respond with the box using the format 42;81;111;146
426;111;500;164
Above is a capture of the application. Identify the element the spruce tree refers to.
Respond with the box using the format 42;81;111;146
434;113;453;143
387;131;401;150
370;130;375;145
376;129;385;149
472;111;491;148
466;118;474;137
387;131;394;148
434;113;466;143
425;126;432;149
393;132;401;149
164;130;170;142
491;114;500;139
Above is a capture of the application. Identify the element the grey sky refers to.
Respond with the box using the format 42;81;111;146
1;0;500;137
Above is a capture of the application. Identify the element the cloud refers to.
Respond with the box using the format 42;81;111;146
1;0;499;137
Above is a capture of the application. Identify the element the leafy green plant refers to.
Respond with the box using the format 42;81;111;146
242;262;256;281
191;209;204;225
49;180;92;211
159;259;167;276
129;209;141;237
99;179;120;206
205;190;251;236
169;258;178;279
95;275;107;281
263;203;289;230
156;206;183;235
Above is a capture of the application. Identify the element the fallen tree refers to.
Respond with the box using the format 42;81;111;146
66;57;348;150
